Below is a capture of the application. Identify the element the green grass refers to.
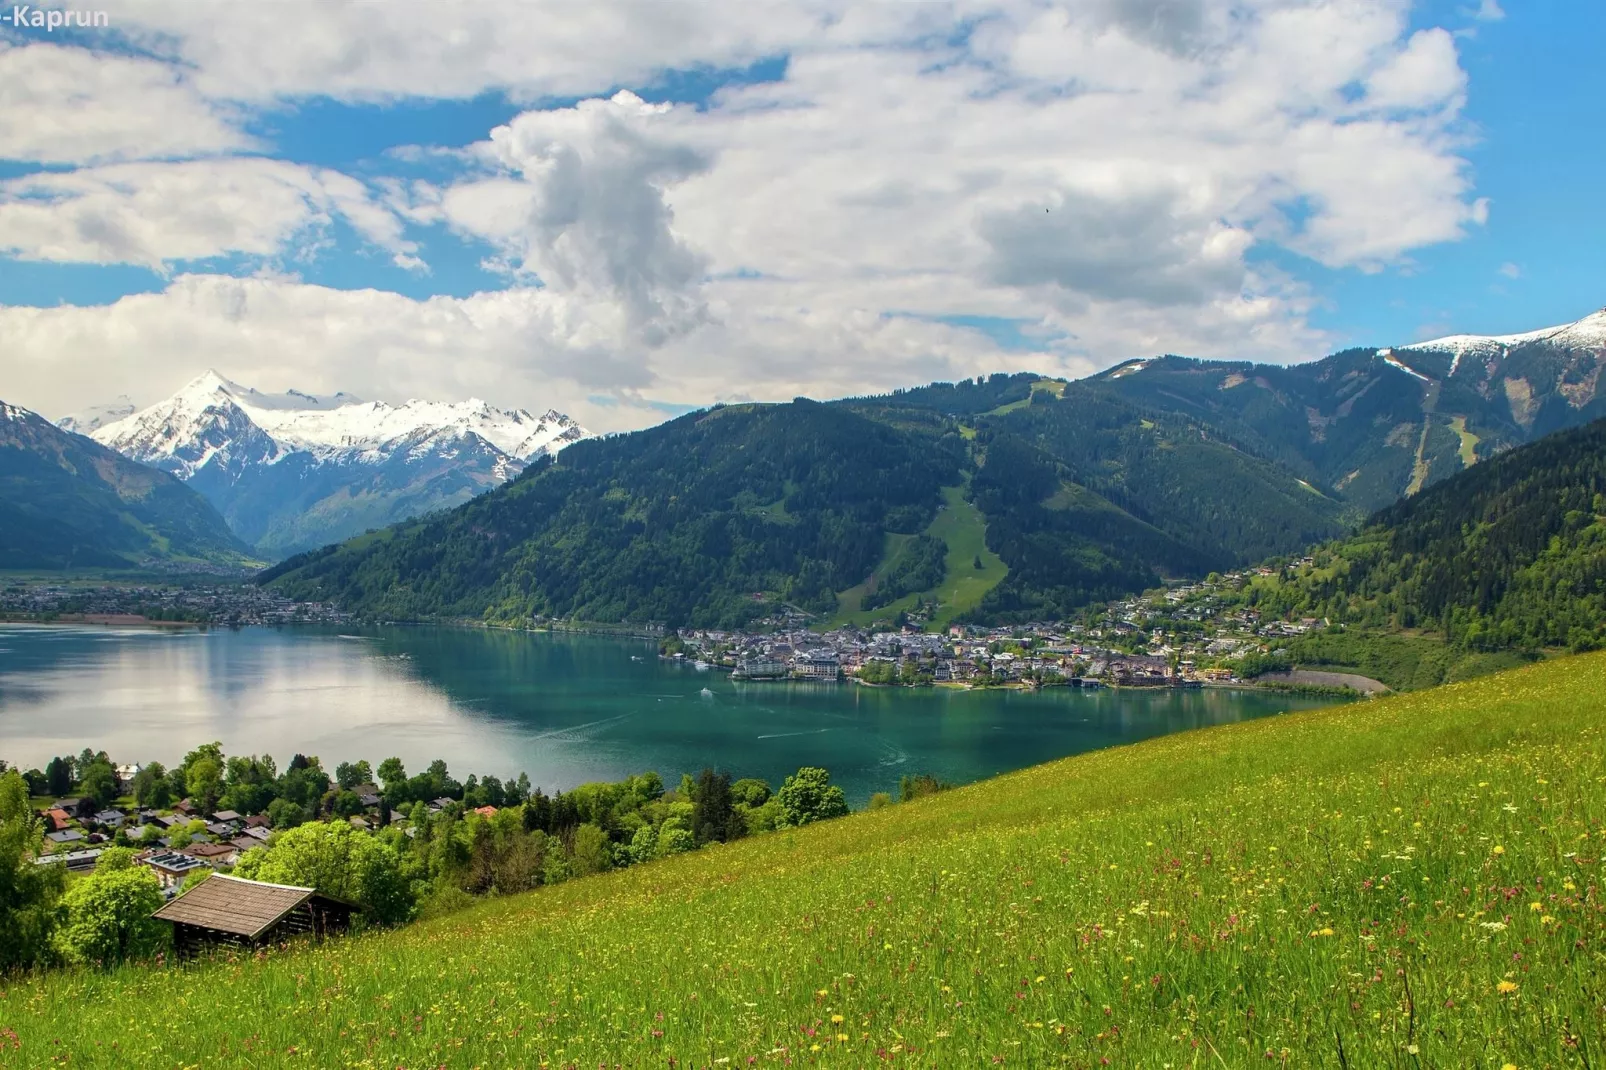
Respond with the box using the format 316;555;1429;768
983;378;1067;417
7;653;1606;1067
1449;415;1480;468
1288;629;1537;691
828;484;1007;628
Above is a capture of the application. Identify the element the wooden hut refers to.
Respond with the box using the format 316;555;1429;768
153;875;357;956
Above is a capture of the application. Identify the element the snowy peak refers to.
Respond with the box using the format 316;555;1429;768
60;372;588;557
80;373;586;465
1401;306;1606;372
58;395;135;435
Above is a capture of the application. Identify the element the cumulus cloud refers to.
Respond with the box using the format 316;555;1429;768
1365;29;1467;112
96;0;836;102
440;92;713;342
0;159;417;270
2;0;1492;429
0;273;1054;434
978;187;1254;307
0;43;252;164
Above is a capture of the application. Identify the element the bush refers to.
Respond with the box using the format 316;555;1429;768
53;867;166;967
776;767;849;827
234;821;414;925
570;824;611;876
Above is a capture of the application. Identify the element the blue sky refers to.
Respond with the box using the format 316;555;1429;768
1309;0;1606;342
1;1;1599;430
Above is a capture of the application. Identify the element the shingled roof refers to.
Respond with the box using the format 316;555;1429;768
153;875;322;939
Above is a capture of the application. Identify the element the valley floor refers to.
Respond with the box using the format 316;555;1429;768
4;653;1604;1067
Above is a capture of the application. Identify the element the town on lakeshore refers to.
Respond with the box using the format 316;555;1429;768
2;559;1381;695
660;561;1381;695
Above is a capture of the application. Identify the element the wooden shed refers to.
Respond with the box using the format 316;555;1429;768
153;874;358;956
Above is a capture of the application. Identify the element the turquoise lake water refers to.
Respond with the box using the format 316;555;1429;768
0;624;1342;802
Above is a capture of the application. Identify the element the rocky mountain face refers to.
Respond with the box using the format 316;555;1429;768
70;372;587;559
1089;308;1606;513
0;399;250;570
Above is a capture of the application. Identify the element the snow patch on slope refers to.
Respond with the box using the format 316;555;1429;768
1401;307;1606;373
1375;349;1433;384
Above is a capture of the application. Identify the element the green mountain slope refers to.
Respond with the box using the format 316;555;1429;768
1089;309;1606;512
0;400;252;570
266;383;1354;626
1230;416;1606;677
265;401;967;627
12;652;1605;1065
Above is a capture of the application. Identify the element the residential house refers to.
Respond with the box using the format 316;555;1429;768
46;829;84;846
184;842;238;866
91;809;125;828
138;850;209;889
35;848;102;872
211;810;243;824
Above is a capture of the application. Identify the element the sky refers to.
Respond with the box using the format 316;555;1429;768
0;0;1601;434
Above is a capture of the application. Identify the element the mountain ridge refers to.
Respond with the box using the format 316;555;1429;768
0;399;252;570
70;371;588;559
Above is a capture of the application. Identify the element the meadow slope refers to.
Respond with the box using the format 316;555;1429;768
5;654;1606;1068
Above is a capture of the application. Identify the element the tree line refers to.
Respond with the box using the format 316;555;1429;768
0;743;971;974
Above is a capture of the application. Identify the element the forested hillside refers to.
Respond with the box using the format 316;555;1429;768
265;401;966;626
0;400;251;570
1243;416;1606;653
265;381;1355;627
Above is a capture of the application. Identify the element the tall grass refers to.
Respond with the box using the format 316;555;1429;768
4;652;1604;1067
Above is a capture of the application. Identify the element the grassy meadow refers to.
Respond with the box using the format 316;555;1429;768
830;484;1008;629
4;653;1605;1067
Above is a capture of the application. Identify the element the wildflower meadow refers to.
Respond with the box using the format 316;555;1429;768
3;651;1604;1067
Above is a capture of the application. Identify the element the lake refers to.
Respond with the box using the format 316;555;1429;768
0;623;1343;802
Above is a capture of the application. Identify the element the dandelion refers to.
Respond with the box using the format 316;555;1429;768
1497;980;1519;994
1492;845;1506;856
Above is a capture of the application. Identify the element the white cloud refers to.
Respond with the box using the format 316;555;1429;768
2;0;1491;428
1365;29;1466;112
0;273;1054;434
1498;261;1520;279
0;159;417;269
96;0;838;102
441;92;713;342
0;43;252;164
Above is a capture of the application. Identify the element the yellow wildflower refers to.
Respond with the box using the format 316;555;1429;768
1497;980;1519;994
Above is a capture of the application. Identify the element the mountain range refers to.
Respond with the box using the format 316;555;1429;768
66;372;587;559
0;400;250;570
263;305;1606;628
1087;307;1606;512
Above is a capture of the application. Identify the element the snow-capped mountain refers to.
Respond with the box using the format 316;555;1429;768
1400;307;1606;377
67;371;587;559
57;395;134;435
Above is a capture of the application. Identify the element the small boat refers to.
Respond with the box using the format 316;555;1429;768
700;687;714;698
631;655;643;661
694;660;710;671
